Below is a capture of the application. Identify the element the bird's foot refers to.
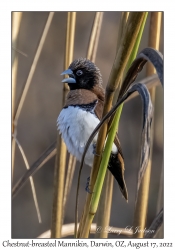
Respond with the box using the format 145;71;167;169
85;176;93;194
93;143;100;157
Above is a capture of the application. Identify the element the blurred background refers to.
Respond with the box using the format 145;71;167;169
12;12;163;238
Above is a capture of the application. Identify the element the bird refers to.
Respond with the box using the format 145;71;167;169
57;58;128;201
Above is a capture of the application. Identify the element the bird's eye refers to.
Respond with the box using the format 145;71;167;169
76;70;83;76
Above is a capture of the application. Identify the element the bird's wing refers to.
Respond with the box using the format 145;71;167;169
108;152;128;201
94;99;127;201
114;134;124;159
94;99;124;158
94;99;104;120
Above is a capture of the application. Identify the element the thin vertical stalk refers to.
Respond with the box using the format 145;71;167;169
64;12;77;95
62;12;77;221
95;171;114;238
62;154;76;220
14;12;54;126
87;12;103;62
114;12;129;100
133;12;162;238
51;12;76;238
95;12;129;238
12;12;23;121
91;11;147;193
75;12;103;237
155;164;163;238
115;12;148;120
78;12;147;238
12;12;54;180
133;160;152;238
51;137;67;238
117;12;129;46
12;12;22;179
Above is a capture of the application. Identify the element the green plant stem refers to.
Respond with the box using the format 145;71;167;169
94;12;128;239
92;11;148;215
91;112;123;210
81;106;121;238
79;12;147;238
92;11;148;184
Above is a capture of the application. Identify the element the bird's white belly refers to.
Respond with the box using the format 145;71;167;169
57;106;117;166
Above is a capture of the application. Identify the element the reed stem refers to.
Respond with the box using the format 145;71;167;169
95;13;128;238
87;12;103;62
133;12;162;238
51;12;76;238
75;11;103;237
79;12;147;239
12;12;23;180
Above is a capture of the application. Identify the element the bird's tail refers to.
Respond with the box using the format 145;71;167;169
108;152;128;202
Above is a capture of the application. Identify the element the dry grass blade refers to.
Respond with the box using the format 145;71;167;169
133;51;163;191
146;13;162;77
12;12;23;179
12;135;41;223
52;11;78;223
14;12;54;126
95;171;114;238
126;83;153;195
12;12;22;121
138;48;163;85
126;74;160;101
118;48;163;100
117;12;129;49
12;141;56;198
12;47;28;57
60;11;77;225
65;12;76;70
13;12;54;182
87;12;103;62
144;208;163;238
133;12;162;238
114;12;129;99
156;164;163;238
62;154;76;219
51;12;76;238
51;138;67;237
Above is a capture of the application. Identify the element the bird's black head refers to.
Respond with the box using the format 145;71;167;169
61;58;103;90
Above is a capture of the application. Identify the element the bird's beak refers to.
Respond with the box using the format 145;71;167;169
61;69;76;84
